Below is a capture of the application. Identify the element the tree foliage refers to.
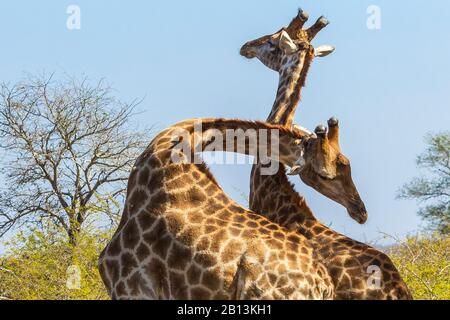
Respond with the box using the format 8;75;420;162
0;73;149;245
399;132;450;234
388;234;450;300
0;226;110;300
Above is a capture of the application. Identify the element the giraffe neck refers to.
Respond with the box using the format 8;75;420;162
267;48;314;127
249;48;317;222
149;118;307;169
260;163;318;223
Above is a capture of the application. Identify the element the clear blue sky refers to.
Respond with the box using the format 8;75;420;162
0;0;449;246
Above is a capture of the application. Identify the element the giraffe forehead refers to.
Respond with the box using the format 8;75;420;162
294;29;310;42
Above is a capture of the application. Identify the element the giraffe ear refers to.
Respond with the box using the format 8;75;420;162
279;31;298;54
314;45;335;57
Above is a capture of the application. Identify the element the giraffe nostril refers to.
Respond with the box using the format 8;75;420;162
240;46;255;59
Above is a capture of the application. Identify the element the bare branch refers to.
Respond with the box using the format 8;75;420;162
0;73;150;244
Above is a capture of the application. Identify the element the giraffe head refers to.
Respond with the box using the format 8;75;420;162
240;9;335;73
289;117;368;224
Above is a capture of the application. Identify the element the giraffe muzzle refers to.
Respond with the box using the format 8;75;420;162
347;201;368;224
240;44;256;59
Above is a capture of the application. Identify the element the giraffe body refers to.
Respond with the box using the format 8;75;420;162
99;119;334;300
251;166;412;299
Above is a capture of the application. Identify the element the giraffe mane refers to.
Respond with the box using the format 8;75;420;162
196;118;306;139
298;48;315;89
196;162;220;186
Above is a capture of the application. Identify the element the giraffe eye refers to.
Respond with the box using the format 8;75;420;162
304;140;312;150
267;41;278;53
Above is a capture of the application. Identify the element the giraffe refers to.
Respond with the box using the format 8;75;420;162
240;10;367;223
98;118;335;300
240;9;412;299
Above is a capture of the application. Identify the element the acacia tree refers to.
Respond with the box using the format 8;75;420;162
0;74;149;246
398;132;450;234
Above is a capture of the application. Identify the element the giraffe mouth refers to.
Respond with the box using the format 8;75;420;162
317;172;333;180
240;45;257;59
347;202;368;224
351;211;368;224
